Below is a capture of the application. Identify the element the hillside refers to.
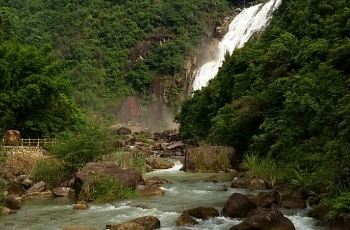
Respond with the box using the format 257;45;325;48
177;0;350;218
0;0;232;136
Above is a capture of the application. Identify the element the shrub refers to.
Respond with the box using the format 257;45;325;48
81;175;137;203
50;125;114;171
328;193;350;219
31;159;70;187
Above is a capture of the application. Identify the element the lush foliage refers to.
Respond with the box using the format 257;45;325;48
88;175;137;203
31;159;70;187
177;0;350;215
50;126;113;171
0;177;5;214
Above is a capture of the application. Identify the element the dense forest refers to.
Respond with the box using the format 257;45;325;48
0;0;231;137
177;0;350;218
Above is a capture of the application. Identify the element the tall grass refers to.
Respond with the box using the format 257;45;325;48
104;151;146;173
328;193;350;219
31;159;70;187
243;153;281;186
80;175;138;203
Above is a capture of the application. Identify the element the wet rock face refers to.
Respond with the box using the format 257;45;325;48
251;190;281;208
281;191;306;209
107;216;160;230
230;208;296;230
4;196;21;210
223;193;257;218
185;146;235;172
183;207;219;220
3;130;21;146
146;158;173;169
232;177;267;190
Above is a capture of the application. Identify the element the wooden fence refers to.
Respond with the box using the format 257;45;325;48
2;138;58;147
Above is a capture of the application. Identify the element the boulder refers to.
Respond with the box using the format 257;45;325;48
73;202;89;210
223;193;257;218
107;216;160;230
176;214;198;226
166;142;185;151
21;191;53;200
281;191;306;209
53;187;70;197
232;177;267;190
330;213;350;230
6;182;25;196
22;178;33;188
146;158;173;169
230;209;295;230
2;207;17;215
3;130;21;146
117;127;132;136
74;161;144;200
136;185;165;196
183;207;219;220
185;146;235;172
253;190;280;207
4;196;21;210
25;181;46;193
145;177;168;185
63;226;96;230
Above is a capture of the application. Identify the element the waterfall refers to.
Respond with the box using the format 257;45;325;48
192;0;283;91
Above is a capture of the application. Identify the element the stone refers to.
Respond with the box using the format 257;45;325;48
330;213;350;230
183;207;219;220
166;141;185;150
63;226;96;230
232;177;267;190
136;184;164;196
145;177;168;185
281;191;306;209
21;191;53;200
53;187;70;197
74;161;144;200
73;202;89;210
22;178;33;188
146;158;173;169
223;193;257;218
107;216;160;230
4;196;21;210
176;214;198;226
2;207;16;215
26;181;46;193
254;190;281;207
6;182;25;196
3;130;21;146
185;146;235;172
230;209;295;230
117;127;132;136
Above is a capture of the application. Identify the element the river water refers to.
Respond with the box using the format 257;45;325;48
0;161;322;230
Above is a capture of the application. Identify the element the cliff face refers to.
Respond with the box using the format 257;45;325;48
149;13;237;108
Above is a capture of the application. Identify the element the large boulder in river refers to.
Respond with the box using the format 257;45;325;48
223;193;257;218
74;161;144;200
136;184;164;196
185;146;235;172
107;216;160;230
281;191;306;209
146;158;173;169
232;177;267;190
3;130;21;146
230;208;295;230
4;196;21;210
25;181;46;193
183;207;219;220
252;190;280;208
176;214;198;226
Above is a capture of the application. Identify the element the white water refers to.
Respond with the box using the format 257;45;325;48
192;0;283;91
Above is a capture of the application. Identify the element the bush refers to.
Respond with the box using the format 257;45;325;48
50;125;114;171
81;175;137;203
328;193;350;219
31;159;70;187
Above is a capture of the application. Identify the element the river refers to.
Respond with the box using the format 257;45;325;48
0;161;322;230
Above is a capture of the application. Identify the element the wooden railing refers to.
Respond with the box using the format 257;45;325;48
2;138;58;147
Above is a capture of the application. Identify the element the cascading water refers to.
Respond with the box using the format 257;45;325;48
192;0;283;91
